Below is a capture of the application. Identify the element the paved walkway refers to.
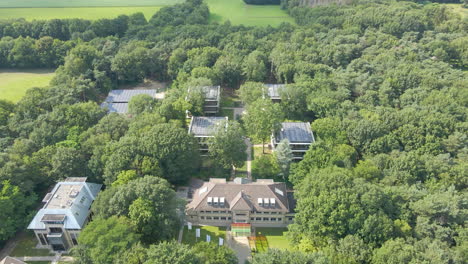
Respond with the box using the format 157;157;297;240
226;233;251;264
245;138;252;180
16;254;74;262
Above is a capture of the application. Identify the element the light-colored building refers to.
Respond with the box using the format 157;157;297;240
100;89;164;114
272;122;315;160
27;178;102;252
263;84;285;103
188;116;228;155
186;178;295;228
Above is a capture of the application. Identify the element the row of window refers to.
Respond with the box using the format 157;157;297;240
199;216;287;222
200;211;282;214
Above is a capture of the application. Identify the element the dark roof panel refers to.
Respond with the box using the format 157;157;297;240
100;102;129;114
189;116;227;137
276;122;314;143
104;89;157;103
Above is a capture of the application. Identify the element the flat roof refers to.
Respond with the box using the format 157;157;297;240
104;89;157;103
188;116;228;137
45;184;84;210
264;84;285;99
276;122;315;143
100;102;129;114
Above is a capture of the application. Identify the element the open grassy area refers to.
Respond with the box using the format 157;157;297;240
10;232;54;257
0;69;55;102
0;7;161;20
0;0;183;8
255;227;291;250
181;225;227;245
206;0;295;27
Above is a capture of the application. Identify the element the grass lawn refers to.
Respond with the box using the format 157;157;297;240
0;69;55;103
219;108;234;120
181;225;227;245
0;0;183;8
255;227;291;250
0;7;162;20
205;0;295;27
26;262;50;264
253;146;272;158
10;232;54;257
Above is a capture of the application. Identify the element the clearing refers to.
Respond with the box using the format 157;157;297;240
181;225;227;245
251;227;291;253
0;69;55;103
206;0;294;27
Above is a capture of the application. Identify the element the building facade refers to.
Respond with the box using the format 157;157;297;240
186;86;221;115
188;116;228;155
186;178;295;228
272;122;315;160
263;84;285;103
27;178;102;252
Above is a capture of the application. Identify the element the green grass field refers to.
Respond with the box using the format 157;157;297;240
0;0;293;26
255;227;291;250
10;231;54;257
0;69;55;102
206;0;294;26
181;225;227;245
0;6;161;20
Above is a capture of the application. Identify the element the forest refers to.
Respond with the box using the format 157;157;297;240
0;0;467;263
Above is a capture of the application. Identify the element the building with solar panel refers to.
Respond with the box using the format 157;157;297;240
27;178;102;252
263;84;285;103
186;86;221;115
100;89;163;114
188;116;228;155
186;178;295;228
271;122;315;160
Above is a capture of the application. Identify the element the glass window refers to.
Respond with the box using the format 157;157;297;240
278;218;282;221
228;217;232;220
214;217;219;220
213;211;219;213
256;217;262;221
49;227;62;233
263;217;269;221
271;218;276;221
207;217;212;220
201;216;205;220
221;217;226;220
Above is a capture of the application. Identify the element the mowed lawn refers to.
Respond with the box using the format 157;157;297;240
0;0;183;8
0;7;162;20
206;0;295;26
0;69;55;102
182;225;227;245
255;227;291;250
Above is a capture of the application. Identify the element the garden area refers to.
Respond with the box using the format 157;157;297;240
249;227;291;253
10;232;54;257
181;225;227;246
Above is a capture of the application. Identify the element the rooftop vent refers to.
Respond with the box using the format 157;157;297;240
69;189;79;198
275;188;284;196
199;186;208;195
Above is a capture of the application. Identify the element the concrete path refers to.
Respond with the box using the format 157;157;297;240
222;107;244;120
226;233;251;264
245;138;252;180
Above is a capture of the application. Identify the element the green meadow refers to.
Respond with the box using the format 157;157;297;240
0;0;183;8
0;6;161;20
206;0;294;26
0;70;55;102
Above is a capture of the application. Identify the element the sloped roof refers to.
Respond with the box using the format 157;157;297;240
187;178;290;213
28;178;102;230
104;89;157;103
275;122;315;144
0;257;26;264
188;116;228;137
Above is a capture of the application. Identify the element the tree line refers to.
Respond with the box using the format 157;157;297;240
0;0;466;263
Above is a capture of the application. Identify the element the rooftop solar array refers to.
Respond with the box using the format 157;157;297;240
189;116;228;136
104;89;157;103
100;102;129;114
277;122;315;143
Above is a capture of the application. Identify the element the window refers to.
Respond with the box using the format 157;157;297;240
213;217;219;220
201;216;205;220
278;218;282;221
236;213;246;216
49;227;62;233
256;217;261;221
38;233;48;245
250;218;254;221
221;217;226;220
205;211;211;214
70;233;79;246
271;218;276;221
263;217;269;221
200;211;205;213
228;217;232;220
270;212;277;215
213;211;219;213
288;217;294;221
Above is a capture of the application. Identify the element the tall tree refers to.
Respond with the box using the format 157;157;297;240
208;121;247;169
275;139;293;180
243;98;284;153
